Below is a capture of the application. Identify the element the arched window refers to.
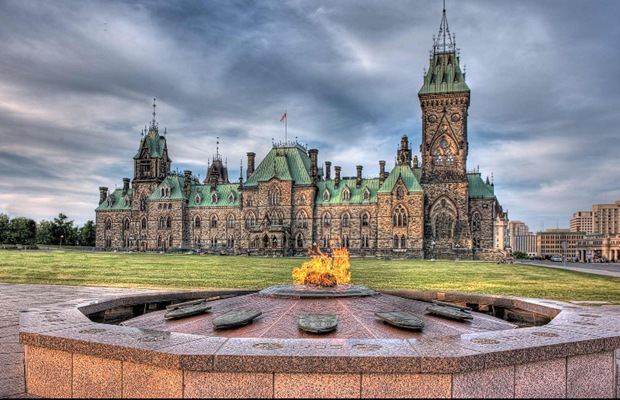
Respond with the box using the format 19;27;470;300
361;234;369;248
341;235;350;248
342;188;350;201
228;193;235;203
211;215;218;228
157;236;162;249
211;192;218;203
247;197;254;207
123;219;130;230
140;194;148;211
361;213;370;227
433;148;443;165
322;213;331;227
124;196;130;207
194;216;201;229
363;188;371;200
322;189;330;202
158;216;164;229
141;218;147;230
105;219;112;230
342;213;350;227
106;196;113;207
393;205;407;227
227;214;235;228
195;194;201;204
393;235;399;248
472;212;481;231
168;236;173;248
245;212;256;228
227;236;234;248
445;149;454;165
296;211;308;228
296;233;304;248
166;216;172;229
401;235;406;248
269;187;280;206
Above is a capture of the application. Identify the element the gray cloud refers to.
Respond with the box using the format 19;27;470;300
0;0;618;233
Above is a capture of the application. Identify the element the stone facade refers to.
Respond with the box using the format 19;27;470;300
95;10;507;260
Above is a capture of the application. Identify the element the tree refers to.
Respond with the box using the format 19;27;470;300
0;213;10;244
51;213;78;246
512;251;529;260
36;220;55;245
10;217;37;245
78;220;97;247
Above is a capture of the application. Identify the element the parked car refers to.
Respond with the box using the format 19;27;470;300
529;255;543;260
550;256;563;262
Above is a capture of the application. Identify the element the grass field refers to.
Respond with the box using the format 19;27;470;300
1;250;619;303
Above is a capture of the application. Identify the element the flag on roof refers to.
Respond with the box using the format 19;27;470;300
280;112;287;122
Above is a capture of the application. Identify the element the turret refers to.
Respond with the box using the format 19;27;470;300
99;187;108;204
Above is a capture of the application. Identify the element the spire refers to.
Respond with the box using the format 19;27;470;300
433;0;456;56
147;98;158;137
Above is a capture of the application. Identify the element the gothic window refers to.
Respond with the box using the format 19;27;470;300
296;233;304;248
228;193;235;203
160;188;165;197
141;218;147;230
123;219;130;230
361;213;370;227
157;236;162;249
393;205;408;227
434;212;455;239
168;236;173;248
211;192;218;203
269;187;280;206
401;235;406;248
342;212;350;227
227;214;235;228
363;188;371;200
140;194;148;211
272;236;278;249
106;196;113;207
158;203;162;210
296;195;306;205
342;188;350;201
194;216;201;229
322;236;329;248
361;234;369;248
158;217;164;229
247;196;254;207
473;238;481;248
124;196;130;207
195;194;201;205
245;212;256;228
105;219;112;230
433;149;444;165
393;235;399;248
227;236;234;248
322;213;331;227
323;189;331;202
168;203;172;209
396;186;404;200
296;211;308;228
472;212;481;231
211;216;218;228
166;216;172;229
445;149;454;165
341;235;350;248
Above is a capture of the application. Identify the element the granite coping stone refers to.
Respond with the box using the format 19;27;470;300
18;289;620;376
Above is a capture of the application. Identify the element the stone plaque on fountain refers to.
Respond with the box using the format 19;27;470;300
212;310;262;329
426;304;473;321
298;313;338;333
164;303;212;320
375;311;425;330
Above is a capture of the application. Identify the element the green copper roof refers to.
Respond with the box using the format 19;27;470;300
150;175;186;201
315;178;379;204
244;145;312;186
95;188;132;211
467;173;495;199
134;134;167;159
189;183;240;208
377;165;423;193
419;52;469;95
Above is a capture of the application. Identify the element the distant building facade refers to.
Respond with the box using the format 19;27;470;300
536;229;584;259
95;8;508;260
509;220;537;256
570;211;593;234
592;201;620;235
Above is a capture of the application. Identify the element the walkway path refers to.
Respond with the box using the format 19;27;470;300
514;260;620;278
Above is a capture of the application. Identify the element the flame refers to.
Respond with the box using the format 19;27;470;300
292;245;351;286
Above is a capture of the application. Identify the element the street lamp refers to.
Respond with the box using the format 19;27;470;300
561;241;567;267
430;240;436;260
60;235;64;249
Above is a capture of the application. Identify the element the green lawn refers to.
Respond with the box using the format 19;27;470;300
1;250;619;303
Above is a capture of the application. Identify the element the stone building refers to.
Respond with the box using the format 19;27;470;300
95;8;507;260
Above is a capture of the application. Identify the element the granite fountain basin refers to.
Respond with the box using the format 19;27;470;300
19;286;620;398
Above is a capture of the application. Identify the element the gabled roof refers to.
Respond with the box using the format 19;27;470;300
149;175;186;200
315;178;379;205
189;183;240;208
95;188;132;211
244;145;312;187
377;165;423;193
467;173;495;199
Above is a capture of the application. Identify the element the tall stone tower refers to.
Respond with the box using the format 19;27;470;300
418;5;472;258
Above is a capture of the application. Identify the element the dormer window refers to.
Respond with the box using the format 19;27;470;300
195;194;201;204
211;192;218;203
124;196;130;207
106;196;113;207
363;188;371;200
322;189;331;201
228;192;235;203
342;188;350;201
160;185;171;197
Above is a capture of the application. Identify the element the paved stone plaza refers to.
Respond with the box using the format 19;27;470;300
0;284;159;398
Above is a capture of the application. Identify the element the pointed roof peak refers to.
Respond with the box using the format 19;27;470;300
433;0;456;56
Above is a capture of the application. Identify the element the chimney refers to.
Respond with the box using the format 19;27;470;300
99;187;108;204
413;155;419;168
325;161;331;180
246;152;255;180
334;166;341;188
379;161;386;186
308;149;318;182
122;178;130;195
356;165;363;188
184;170;192;198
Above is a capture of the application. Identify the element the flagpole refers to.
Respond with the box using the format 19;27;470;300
285;110;287;143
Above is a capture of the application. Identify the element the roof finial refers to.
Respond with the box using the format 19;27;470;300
433;0;455;55
152;98;157;124
216;136;220;160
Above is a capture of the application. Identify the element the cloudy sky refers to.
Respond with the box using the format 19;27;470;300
1;0;619;232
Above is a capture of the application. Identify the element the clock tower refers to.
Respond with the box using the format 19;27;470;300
418;5;472;258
